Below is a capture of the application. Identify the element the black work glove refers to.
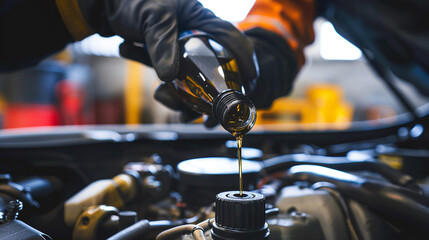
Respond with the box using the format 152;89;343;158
244;27;299;109
154;27;299;124
78;0;257;84
154;82;219;128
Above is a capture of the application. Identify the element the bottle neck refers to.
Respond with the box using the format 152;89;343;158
212;90;256;136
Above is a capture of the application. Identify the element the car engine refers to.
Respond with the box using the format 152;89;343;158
0;118;428;240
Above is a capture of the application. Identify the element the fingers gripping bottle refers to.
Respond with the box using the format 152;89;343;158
172;30;257;137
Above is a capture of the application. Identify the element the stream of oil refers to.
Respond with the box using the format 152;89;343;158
236;135;243;196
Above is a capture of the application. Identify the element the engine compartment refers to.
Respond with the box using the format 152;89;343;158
0;122;428;240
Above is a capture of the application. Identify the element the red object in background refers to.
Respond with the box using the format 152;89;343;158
94;97;124;124
55;80;84;125
4;104;60;128
1;61;67;129
56;81;86;125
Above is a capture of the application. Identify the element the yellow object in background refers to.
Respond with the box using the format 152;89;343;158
379;154;403;170
53;48;73;64
0;96;5;115
256;84;353;130
124;60;143;124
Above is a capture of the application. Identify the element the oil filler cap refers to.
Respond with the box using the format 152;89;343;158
212;191;269;240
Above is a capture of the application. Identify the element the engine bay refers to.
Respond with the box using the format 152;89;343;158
0;119;428;240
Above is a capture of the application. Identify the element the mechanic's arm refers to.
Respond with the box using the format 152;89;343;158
0;0;257;85
238;0;316;108
0;0;75;72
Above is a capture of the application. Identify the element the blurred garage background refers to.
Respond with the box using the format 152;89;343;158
0;0;427;131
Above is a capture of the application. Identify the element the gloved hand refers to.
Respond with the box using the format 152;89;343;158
79;0;257;84
244;27;299;109
153;27;298;125
154;82;219;128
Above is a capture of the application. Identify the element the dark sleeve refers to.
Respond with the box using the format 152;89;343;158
0;0;74;72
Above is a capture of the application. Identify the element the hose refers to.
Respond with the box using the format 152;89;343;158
155;225;202;240
107;218;200;240
196;219;215;232
261;154;422;192
156;219;214;240
285;165;429;235
107;220;150;240
106;206;212;240
312;182;363;240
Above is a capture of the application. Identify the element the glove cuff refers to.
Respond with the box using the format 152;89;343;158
54;0;95;40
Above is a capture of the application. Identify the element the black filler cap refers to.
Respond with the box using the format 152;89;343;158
212;191;269;240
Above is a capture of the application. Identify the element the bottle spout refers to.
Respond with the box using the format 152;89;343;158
213;90;257;136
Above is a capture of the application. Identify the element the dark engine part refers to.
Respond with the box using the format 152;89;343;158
0;174;60;240
107;218;205;240
0;199;51;240
124;161;174;203
212;191;269;240
1;123;429;240
376;144;429;179
267;212;325;240
276;185;398;240
0;220;51;240
0;174;62;218
17;176;62;201
107;219;150;240
285;165;429;238
261;154;422;192
177;158;262;206
0;174;39;211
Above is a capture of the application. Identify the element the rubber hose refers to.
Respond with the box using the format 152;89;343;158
107;220;150;240
286;165;429;234
155;219;214;240
262;154;422;192
156;224;198;240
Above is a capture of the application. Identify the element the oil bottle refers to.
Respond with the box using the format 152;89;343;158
170;30;257;137
166;30;257;197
